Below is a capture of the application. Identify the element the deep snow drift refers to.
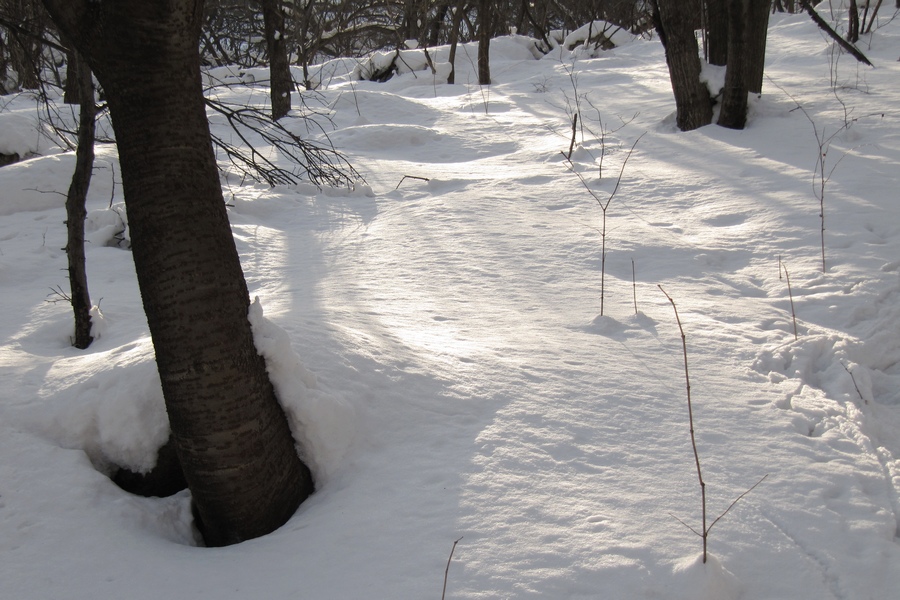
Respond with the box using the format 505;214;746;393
1;10;899;600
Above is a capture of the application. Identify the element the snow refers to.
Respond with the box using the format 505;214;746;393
2;12;900;599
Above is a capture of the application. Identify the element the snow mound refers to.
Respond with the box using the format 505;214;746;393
249;298;356;484
669;553;741;600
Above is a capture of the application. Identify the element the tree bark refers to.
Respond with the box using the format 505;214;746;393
705;0;729;66
745;0;771;94
717;0;748;129
41;0;314;547
652;0;712;131
64;48;94;349
62;43;80;104
846;0;860;43
261;0;292;120
476;0;492;85
447;0;465;84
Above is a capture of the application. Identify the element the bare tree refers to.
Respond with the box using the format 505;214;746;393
260;0;292;119
62;48;94;349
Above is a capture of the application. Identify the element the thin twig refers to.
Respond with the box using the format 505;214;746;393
707;474;769;533
658;284;707;563
669;512;703;538
567;112;578;159
840;361;867;404
632;259;637;315
395;175;431;189
564;133;644;315
442;536;463;600
779;258;799;340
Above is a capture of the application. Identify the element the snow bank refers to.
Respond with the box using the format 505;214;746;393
249;297;356;484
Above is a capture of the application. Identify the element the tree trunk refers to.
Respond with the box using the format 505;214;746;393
62;43;80;104
717;0;748;129
652;0;712;131
64;48;95;350
447;0;465;84
477;0;492;85
42;0;314;547
847;0;860;43
428;2;450;47
705;0;729;65
745;0;771;94
261;0;292;120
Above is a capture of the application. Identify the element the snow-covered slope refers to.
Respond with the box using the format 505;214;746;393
1;11;899;599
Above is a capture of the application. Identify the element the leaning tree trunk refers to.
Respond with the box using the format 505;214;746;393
63;48;95;350
41;0;314;547
652;0;712;131
261;0;292;120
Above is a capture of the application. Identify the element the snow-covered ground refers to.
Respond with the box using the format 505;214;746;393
2;10;900;599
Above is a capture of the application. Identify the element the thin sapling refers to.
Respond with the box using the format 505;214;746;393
658;285;768;563
565;133;643;316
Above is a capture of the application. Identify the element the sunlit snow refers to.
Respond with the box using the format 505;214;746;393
1;10;899;600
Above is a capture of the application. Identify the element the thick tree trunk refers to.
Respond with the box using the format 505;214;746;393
42;0;314;547
261;0;292;120
652;0;712;131
64;49;94;349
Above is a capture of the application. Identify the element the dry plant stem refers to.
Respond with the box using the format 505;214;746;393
779;258;799;340
841;361;867;403
395;175;431;189
567;112;578;159
442;536;463;600
565;133;644;316
706;473;769;533
766;78;852;274
632;259;637;314
658;284;707;563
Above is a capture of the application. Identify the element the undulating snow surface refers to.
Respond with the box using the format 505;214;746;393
2;11;900;599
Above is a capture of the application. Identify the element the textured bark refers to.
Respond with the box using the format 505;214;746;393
745;0;771;94
261;0;292;120
62;44;80;104
476;0;492;85
717;0;748;129
705;0;729;65
846;0;860;43
64;49;94;349
42;0;313;547
652;0;712;131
